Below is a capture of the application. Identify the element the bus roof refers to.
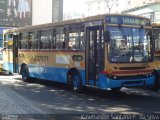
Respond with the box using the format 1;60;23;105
152;22;160;27
4;13;150;33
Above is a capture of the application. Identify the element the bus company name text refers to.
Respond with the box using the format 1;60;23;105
108;16;150;26
19;53;49;62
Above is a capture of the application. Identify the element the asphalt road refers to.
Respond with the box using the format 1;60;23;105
0;74;160;120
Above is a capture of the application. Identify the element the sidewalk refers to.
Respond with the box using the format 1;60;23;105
0;75;50;120
0;84;45;114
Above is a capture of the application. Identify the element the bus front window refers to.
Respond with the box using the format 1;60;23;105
107;26;153;63
154;29;160;51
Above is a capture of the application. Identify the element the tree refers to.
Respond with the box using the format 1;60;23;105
104;0;118;13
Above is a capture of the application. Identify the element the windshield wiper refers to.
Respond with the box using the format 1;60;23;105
118;24;127;40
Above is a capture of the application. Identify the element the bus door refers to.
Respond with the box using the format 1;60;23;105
85;21;103;86
12;34;19;73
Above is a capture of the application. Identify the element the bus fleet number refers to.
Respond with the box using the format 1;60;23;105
33;56;49;62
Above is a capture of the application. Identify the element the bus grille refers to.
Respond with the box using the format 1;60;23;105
106;74;152;80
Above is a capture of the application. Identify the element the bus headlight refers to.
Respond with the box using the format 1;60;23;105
146;73;152;77
106;75;118;79
148;73;152;77
113;76;117;79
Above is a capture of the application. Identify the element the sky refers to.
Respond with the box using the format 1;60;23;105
63;0;127;14
63;0;87;14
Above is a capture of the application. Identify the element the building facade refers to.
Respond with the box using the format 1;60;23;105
0;0;32;27
0;0;63;26
32;0;63;25
122;2;160;22
63;0;127;20
126;0;160;9
84;0;123;16
84;0;160;17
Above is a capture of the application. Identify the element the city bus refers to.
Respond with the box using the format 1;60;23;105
0;27;12;72
152;22;160;89
3;14;155;92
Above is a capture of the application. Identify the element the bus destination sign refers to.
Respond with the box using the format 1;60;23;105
106;16;151;26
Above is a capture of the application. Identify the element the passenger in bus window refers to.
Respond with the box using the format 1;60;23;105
68;42;73;49
119;40;129;56
110;40;120;56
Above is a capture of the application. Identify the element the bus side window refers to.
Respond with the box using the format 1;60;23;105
52;29;56;49
68;25;84;50
28;40;32;49
28;32;32;49
80;32;85;50
55;28;65;49
40;29;52;49
52;30;56;49
4;35;8;49
19;33;22;49
20;32;28;49
29;31;39;50
40;40;43;49
68;32;78;50
4;42;8;49
46;29;52;49
7;34;13;49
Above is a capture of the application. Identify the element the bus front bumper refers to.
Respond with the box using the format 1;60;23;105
99;74;155;89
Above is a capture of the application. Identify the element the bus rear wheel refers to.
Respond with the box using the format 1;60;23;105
21;65;30;82
72;73;82;93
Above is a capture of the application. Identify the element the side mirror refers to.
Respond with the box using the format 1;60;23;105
104;31;110;42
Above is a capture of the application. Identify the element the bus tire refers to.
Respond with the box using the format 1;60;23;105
154;71;160;90
111;87;122;92
149;71;160;91
72;72;82;93
21;65;30;82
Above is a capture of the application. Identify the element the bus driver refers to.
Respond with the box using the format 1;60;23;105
119;40;129;56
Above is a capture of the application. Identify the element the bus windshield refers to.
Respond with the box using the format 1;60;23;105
0;52;2;60
107;26;152;63
154;28;160;51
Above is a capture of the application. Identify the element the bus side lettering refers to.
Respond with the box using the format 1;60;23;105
33;56;49;62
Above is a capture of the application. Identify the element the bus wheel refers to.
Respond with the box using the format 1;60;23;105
148;71;160;91
154;71;160;90
21;65;30;82
72;73;82;93
111;87;122;92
